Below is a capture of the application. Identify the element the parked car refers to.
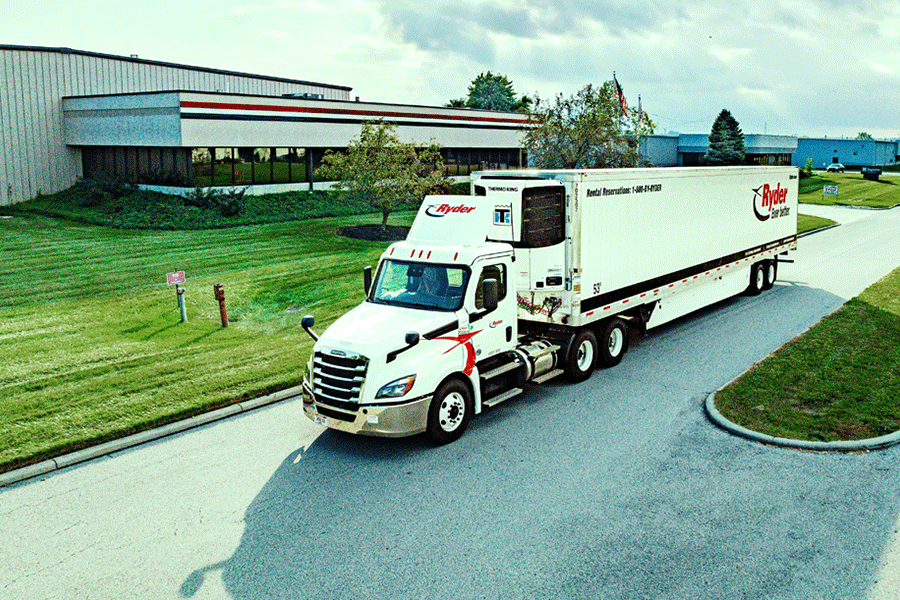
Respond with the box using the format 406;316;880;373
826;163;845;172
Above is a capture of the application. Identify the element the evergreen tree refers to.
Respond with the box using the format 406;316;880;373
704;109;746;166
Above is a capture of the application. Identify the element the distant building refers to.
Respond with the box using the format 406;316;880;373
0;45;527;206
645;134;799;167
791;138;899;169
643;133;898;169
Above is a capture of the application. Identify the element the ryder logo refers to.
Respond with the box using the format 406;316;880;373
752;183;790;222
425;203;477;217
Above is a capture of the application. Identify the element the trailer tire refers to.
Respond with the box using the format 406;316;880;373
746;262;765;296
426;379;472;444
598;317;629;369
763;260;777;290
566;329;598;383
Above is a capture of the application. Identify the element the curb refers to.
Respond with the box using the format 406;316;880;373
0;385;305;488
704;392;900;452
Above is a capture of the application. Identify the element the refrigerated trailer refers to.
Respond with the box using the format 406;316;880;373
300;167;798;443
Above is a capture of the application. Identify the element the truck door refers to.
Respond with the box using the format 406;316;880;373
467;259;515;363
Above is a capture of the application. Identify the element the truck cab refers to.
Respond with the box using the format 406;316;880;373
302;197;525;443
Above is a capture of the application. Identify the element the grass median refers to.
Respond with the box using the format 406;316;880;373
715;266;900;442
0;209;414;473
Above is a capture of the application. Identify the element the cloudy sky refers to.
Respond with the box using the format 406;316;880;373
4;0;899;138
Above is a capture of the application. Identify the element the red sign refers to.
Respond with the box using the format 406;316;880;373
166;271;186;286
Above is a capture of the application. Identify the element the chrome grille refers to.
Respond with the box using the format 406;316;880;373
312;350;368;407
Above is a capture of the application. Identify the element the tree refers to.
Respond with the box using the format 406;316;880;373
447;72;531;112
319;121;446;227
856;132;874;140
704;109;746;166
521;81;655;169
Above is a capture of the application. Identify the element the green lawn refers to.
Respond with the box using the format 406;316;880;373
715;266;900;442
799;172;900;208
797;213;836;235
0;211;413;473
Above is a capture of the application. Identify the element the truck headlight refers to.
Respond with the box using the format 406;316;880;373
376;375;417;399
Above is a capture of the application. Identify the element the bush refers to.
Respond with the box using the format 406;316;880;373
218;187;247;217
801;158;814;178
139;169;189;187
76;175;137;206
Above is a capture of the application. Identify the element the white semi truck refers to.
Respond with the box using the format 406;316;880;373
301;167;798;443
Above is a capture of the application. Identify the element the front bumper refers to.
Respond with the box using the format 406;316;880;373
302;382;431;438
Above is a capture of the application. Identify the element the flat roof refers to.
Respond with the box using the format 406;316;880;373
0;44;353;92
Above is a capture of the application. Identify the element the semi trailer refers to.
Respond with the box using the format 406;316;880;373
300;166;798;443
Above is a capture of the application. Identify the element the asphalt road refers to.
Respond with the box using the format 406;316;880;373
3;205;900;600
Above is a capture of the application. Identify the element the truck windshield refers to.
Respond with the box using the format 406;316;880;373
370;260;469;312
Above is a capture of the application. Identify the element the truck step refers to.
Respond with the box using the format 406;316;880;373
532;368;564;384
483;387;523;408
480;360;521;380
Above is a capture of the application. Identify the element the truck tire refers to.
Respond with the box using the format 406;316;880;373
426;379;472;444
746;262;765;296
763;260;777;290
598;317;629;369
566;329;598;382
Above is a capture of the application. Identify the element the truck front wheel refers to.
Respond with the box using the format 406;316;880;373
426;379;472;444
598;317;629;369
566;329;598;383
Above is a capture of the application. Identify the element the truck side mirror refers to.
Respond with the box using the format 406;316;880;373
405;332;420;347
301;315;319;341
363;266;372;295
482;278;498;312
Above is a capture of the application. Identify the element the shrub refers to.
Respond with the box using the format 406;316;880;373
184;186;223;210
219;187;247;217
139;169;189;187
801;158;814;178
76;175;137;206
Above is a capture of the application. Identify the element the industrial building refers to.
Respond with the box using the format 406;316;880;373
0;45;527;206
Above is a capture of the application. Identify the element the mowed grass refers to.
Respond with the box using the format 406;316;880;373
0;211;412;472
715;266;900;442
797;213;836;235
799;172;900;208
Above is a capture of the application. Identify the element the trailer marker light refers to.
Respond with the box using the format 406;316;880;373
640;293;646;298
427;251;432;259
603;306;611;310
454;252;458;260
390;248;394;255
623;299;629;304
586;311;594;317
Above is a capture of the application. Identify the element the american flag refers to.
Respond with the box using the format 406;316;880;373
614;75;628;117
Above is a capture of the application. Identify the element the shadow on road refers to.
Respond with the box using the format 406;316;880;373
180;279;900;600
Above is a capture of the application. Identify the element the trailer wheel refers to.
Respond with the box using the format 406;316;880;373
598;317;629;369
763;260;777;290
566;329;598;383
426;379;472;444
746;262;764;296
